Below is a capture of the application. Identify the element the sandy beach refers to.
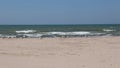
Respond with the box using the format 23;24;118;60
0;37;120;68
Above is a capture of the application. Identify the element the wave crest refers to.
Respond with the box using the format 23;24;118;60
16;30;36;33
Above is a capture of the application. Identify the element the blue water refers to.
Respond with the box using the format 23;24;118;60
0;24;120;38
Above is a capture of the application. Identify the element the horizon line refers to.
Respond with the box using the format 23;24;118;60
0;23;120;25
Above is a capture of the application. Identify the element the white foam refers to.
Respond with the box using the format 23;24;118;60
22;34;42;38
70;32;91;35
47;31;91;35
16;30;36;33
48;32;66;35
103;29;115;32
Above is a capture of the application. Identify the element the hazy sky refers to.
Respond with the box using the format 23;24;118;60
0;0;120;24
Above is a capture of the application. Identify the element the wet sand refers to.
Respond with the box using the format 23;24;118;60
0;37;120;68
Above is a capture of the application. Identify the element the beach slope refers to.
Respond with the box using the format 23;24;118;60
0;37;120;68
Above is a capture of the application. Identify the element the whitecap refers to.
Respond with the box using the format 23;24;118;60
47;32;66;35
103;29;115;32
46;31;91;36
69;31;91;35
16;30;36;33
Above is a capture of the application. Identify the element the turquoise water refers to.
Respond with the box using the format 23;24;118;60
0;24;120;38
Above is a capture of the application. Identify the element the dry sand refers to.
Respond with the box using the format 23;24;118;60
0;37;120;68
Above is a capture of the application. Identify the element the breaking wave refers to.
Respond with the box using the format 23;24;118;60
103;29;115;32
0;31;108;38
47;31;91;35
16;30;36;33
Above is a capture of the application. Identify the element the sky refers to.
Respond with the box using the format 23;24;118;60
0;0;120;25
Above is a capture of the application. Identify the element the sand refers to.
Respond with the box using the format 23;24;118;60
0;37;120;68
